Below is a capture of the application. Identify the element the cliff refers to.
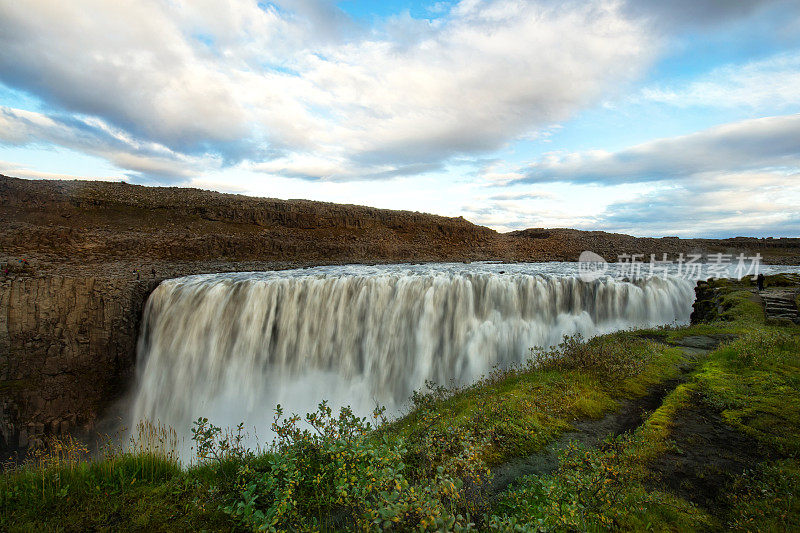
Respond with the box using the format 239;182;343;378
4;175;798;268
0;276;159;453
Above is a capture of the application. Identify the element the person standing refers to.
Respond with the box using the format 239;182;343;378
757;273;765;291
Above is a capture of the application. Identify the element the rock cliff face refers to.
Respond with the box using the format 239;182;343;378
689;280;723;324
1;174;798;459
0;276;159;455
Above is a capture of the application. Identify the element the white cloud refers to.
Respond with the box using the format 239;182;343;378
0;1;251;151
475;113;800;236
0;160;123;181
0;106;211;180
595;171;800;237
488;192;554;201
0;0;656;180
641;52;800;110
515;114;800;184
460;169;800;237
459;180;652;232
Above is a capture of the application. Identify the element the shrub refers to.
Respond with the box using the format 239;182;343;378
489;437;664;531
726;330;799;367
530;333;657;380
726;461;800;531
196;401;486;531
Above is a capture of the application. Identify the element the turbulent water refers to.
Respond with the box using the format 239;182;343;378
129;263;697;448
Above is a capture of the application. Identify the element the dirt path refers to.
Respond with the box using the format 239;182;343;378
646;390;766;510
487;336;722;494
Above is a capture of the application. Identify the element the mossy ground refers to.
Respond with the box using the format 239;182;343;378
489;275;800;531
2;275;799;531
386;335;688;467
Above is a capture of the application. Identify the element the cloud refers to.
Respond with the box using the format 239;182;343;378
488;192;553;201
462;170;800;237
460;199;598;233
640;52;800;110
0;1;253;154
0;160;123;181
0;106;210;181
514;114;800;185
623;0;785;28
473;113;800;236
0;0;656;180
595;172;800;237
330;0;652;165
459;183;612;232
246;154;442;181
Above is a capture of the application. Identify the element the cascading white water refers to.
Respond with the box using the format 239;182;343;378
129;263;695;448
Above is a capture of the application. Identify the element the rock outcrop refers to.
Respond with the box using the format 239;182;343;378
0;175;498;265
0;276;159;455
690;280;724;324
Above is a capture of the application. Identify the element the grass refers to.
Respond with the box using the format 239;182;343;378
1;422;232;532
1;461;229;532
624;325;800;531
3;274;800;531
386;332;687;466
489;437;715;531
698;331;800;453
487;276;800;531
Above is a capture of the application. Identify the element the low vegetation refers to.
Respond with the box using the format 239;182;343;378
2;275;799;531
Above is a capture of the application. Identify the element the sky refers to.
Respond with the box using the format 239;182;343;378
1;0;799;238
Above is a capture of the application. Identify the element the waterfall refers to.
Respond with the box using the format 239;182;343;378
129;264;695;447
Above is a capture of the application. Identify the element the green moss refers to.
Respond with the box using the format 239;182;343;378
720;289;764;324
489;274;800;531
635;381;697;460
489;435;713;532
389;335;689;465
694;332;800;454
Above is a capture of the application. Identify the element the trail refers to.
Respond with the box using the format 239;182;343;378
487;335;725;495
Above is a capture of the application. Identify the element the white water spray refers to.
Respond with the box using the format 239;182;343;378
129;263;695;446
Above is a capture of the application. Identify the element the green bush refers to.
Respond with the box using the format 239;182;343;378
725;329;799;368
488;435;710;532
489;437;649;531
194;401;487;531
530;333;657;380
726;460;800;532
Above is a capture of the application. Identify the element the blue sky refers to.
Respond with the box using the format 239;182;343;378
1;0;799;238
